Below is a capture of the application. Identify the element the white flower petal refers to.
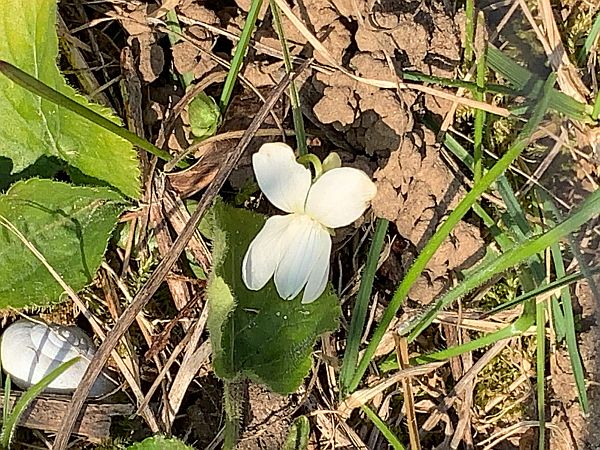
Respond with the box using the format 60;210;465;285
274;215;331;300
253;143;311;214
301;236;331;303
242;215;295;291
305;167;377;228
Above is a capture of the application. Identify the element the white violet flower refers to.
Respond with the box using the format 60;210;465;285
242;143;377;303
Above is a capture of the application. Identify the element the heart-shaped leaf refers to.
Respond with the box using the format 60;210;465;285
206;201;340;394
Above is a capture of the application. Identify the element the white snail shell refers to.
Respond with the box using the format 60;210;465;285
0;319;115;397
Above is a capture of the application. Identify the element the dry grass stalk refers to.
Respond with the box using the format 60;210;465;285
394;334;422;450
150;176;194;312
536;0;589;102
160;304;211;428
420;339;511;433
338;361;447;418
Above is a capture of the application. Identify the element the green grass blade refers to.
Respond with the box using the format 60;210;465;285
340;219;389;395
547;188;600;306
536;296;546;449
348;74;554;393
2;375;10;429
544;199;589;412
406;187;600;341
165;9;194;88
464;0;475;64
550;293;567;342
486;46;591;121
361;404;406;450
592;90;600;121
403;70;517;96
432;117;474;168
378;269;589;374
578;11;600;64
496;176;545;322
487;45;537;90
484;270;590;316
412;315;533;365
473;12;486;183
0;357;79;448
219;0;263;110
497;177;531;240
269;0;307;155
550;241;588;412
0;61;175;164
423;113;516;250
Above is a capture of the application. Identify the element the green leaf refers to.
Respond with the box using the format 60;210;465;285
206;201;340;394
0;0;140;198
188;92;220;140
282;416;311;450
126;436;194;450
0;179;124;309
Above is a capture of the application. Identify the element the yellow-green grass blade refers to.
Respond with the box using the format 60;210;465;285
0;357;79;448
219;0;263;110
361;404;407;450
340;219;389;395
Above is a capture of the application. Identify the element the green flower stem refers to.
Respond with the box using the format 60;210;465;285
269;0;307;156
223;379;244;450
297;154;322;178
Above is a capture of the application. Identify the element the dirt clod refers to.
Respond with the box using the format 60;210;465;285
373;129;484;303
